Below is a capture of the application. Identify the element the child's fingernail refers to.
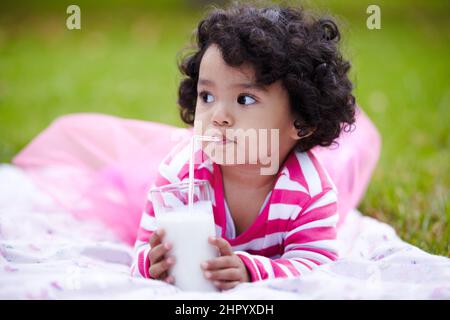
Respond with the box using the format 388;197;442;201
167;257;174;264
205;271;211;279
165;243;171;250
201;262;208;269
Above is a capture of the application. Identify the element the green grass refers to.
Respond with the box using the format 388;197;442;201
0;1;448;256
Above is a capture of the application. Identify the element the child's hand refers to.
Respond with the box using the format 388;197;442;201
148;228;175;284
202;236;250;290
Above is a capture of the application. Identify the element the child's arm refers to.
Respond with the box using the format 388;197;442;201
203;188;339;286
130;174;177;279
130;198;176;282
130;200;157;279
238;188;339;281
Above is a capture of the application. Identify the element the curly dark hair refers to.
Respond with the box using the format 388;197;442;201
177;1;356;152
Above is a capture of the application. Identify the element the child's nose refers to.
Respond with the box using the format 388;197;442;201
211;104;233;127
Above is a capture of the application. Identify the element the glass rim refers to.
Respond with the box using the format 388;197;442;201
149;179;210;194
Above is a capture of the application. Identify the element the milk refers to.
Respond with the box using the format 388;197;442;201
156;200;219;292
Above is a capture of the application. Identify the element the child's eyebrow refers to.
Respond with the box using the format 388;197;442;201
198;78;268;93
198;78;215;87
234;82;268;93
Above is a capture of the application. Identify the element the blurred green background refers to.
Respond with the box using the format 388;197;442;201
0;0;448;255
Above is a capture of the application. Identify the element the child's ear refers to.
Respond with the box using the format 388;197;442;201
290;119;316;140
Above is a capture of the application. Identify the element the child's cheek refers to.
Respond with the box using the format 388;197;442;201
193;117;206;136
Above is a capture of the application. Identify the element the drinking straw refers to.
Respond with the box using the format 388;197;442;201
188;135;221;214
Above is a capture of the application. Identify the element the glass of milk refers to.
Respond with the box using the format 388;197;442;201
149;180;219;292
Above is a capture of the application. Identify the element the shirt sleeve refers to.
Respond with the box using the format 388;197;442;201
130;193;158;279
234;188;339;281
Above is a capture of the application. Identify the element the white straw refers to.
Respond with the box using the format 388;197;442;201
188;136;195;214
195;135;221;142
188;135;220;214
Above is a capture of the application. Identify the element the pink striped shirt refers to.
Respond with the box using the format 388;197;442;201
131;136;339;281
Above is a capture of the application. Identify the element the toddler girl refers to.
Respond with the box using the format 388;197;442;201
131;2;381;290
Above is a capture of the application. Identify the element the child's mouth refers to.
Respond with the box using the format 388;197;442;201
213;136;235;145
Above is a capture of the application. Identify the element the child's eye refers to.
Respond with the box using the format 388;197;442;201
199;91;215;104
237;94;257;106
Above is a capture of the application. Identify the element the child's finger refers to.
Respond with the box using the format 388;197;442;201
164;275;175;284
201;256;236;270
149;228;165;248
204;268;241;281
149;242;172;264
208;236;233;256
149;256;175;279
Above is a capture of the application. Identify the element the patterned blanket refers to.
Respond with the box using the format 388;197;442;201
1;164;448;299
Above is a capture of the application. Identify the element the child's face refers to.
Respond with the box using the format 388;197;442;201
194;44;299;171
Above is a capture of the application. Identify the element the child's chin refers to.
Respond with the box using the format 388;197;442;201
207;153;234;166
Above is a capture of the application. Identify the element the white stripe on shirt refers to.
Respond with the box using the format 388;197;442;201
232;232;285;251
284;239;339;254
296;152;322;197
139;213;157;231
276;175;308;193
302;189;337;215
282;249;334;264
268;203;302;221
286;214;338;238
